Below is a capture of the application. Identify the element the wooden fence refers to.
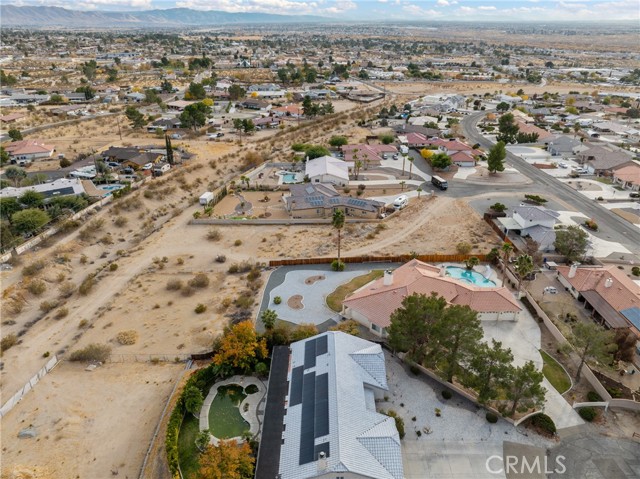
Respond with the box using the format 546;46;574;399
269;253;488;267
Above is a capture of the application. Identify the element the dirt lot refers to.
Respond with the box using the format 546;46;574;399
1;361;183;479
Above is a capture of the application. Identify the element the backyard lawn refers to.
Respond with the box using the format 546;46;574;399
540;350;572;394
326;270;384;312
178;414;201;479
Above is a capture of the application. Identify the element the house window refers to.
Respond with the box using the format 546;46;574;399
371;324;380;332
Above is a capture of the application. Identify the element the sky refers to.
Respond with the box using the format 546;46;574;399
7;0;640;21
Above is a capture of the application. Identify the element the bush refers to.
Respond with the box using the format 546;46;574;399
255;362;269;376
486;412;499;423
386;410;405;438
456;242;472;254
27;279;47;296
632;266;640;277
23;259;47;276
166;279;183;291
109;263;118;271
188;273;209;288
54;307;69;319
441;390;453;400
116;330;139;345
331;259;345;271
584;219;598;231
195;304;207;314
78;274;95;295
114;216;128;227
273;296;282;305
529;413;556;435
40;300;59;313
1;333;18;353
578;407;597;422
206;229;222;241
69;343;112;362
587;391;602;402
234;239;242;246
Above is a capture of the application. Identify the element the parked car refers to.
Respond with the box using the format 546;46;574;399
107;162;120;168
558;162;568;168
142;163;153;170
543;286;558;294
573;168;588;174
630;192;640;198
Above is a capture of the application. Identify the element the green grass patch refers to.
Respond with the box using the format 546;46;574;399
178;414;201;479
326;270;384;312
540;350;571;394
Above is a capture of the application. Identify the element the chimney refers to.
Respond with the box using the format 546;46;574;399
383;270;393;286
605;278;613;288
568;263;579;278
317;451;328;472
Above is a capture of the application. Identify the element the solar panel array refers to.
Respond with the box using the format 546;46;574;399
297;335;331;465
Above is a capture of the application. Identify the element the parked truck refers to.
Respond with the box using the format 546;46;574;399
199;191;214;206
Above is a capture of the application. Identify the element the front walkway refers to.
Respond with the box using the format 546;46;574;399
199;375;266;445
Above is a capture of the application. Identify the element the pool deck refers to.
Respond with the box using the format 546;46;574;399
200;375;267;445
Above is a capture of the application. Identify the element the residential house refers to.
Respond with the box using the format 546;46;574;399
253;116;281;129
393;124;440;140
422;138;482;167
557;264;640;337
342;260;522;337
577;144;635;175
247;83;285;98
612;163;640;191
342;144;397;166
101;146;142;163
8;93;50;105
284;184;384;219
121;152;164;170
254;332;403;479
0;113;26;124
514;119;554;141
146;118;182;132
65;92;92;104
166;100;197;111
305;156;349;186
547;135;582;157
272;104;304;118
239;99;271;111
497;205;559;251
124;92;146;103
0;178;91;199
5;140;55;163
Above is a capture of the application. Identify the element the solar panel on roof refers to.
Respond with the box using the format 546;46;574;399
316;335;328;356
304;339;317;369
305;186;314;194
299;372;316;465
315;373;329;438
290;366;304;406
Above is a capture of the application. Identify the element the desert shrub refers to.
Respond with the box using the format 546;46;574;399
587;391;602;402
58;281;76;298
255;362;269;376
247;268;261;282
1;333;18;353
195;304;207;314
114;216;128;227
606;386;623;398
578;407;597;422
69;343;112;362
386;410;405;439
528;413;556;435
456;242;472;254
78;319;89;328
632;266;640;277
109;263;118;271
486;412;499;423
234;293;253;310
78;274;95;295
215;254;226;263
23;259;47;276
40;300;59;313
116;330;139;345
188;273;209;288
206;229;222;241
273;296;282;305
27;279;47;296
181;285;195;297
55;307;69;319
166;279;183;291
234;239;242;246
331;259;345;271
441;390;453;400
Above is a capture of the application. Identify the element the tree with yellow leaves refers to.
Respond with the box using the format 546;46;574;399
196;440;254;479
213;322;267;374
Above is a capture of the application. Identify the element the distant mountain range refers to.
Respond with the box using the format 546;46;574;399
0;5;328;27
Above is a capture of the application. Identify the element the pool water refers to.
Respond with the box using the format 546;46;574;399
281;173;299;183
445;266;496;287
98;184;124;192
208;385;249;439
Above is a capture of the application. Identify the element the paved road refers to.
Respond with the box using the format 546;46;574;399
461;111;640;255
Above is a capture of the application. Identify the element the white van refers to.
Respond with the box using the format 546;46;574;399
393;195;408;210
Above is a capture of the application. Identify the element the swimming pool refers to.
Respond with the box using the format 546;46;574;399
280;172;299;183
99;184;124;192
445;266;496;287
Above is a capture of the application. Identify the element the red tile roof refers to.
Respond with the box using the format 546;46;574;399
343;259;521;329
4;139;55;156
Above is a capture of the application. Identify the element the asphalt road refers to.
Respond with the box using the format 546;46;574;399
460;111;640;255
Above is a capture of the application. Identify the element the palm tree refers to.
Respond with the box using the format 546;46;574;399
401;154;407;175
514;254;534;294
408;158;414;180
417;187;422;198
465;256;480;270
332;209;345;264
500;242;513;270
399;180;406;191
354;159;363;180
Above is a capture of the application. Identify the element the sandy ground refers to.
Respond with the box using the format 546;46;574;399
1;361;183;479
